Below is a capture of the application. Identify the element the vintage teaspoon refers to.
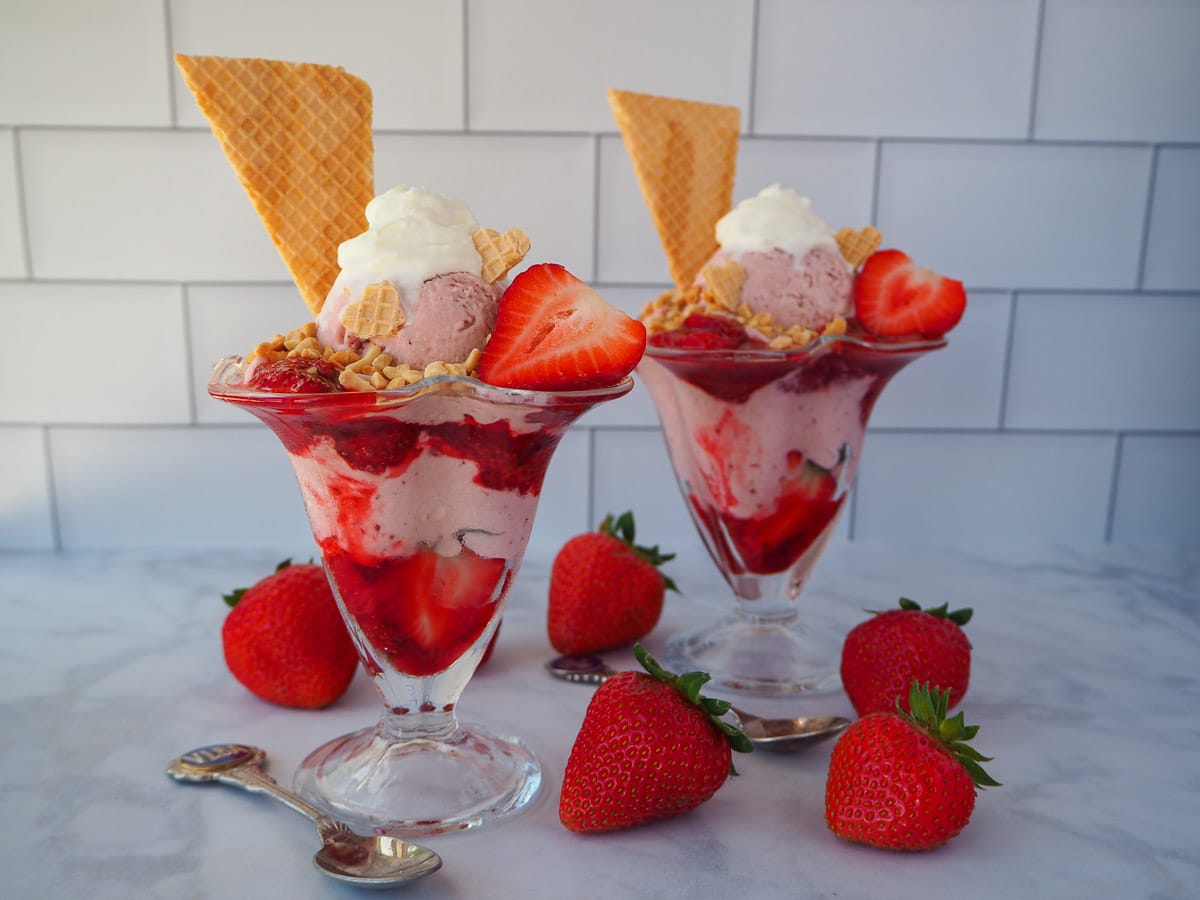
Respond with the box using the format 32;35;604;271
167;744;442;888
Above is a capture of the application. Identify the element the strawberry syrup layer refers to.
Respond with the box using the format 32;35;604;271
210;364;634;678
640;335;943;577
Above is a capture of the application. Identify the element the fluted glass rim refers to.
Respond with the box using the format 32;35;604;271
643;330;948;363
207;356;636;409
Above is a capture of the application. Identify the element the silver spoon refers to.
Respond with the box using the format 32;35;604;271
167;744;442;888
546;655;850;753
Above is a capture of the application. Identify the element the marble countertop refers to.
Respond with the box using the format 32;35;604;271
2;543;1197;899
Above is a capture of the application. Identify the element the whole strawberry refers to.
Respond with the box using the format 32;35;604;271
548;512;677;656
222;560;358;709
840;597;972;717
559;645;752;832
826;682;999;851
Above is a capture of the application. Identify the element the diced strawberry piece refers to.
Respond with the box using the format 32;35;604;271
853;249;966;338
477;263;647;390
650;313;751;350
247;357;344;393
325;547;508;676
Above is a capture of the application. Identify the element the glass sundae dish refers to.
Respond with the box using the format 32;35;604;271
211;364;632;833
609;90;966;695
176;54;646;834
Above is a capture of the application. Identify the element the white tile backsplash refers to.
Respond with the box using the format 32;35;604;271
169;0;465;131
0;129;24;277
855;433;1116;543
1;1;1196;548
877;141;1152;290
755;0;1040;138
21;129;282;281
1035;0;1200;142
0;282;190;425
1006;293;1200;431
0;427;54;550
466;0;754;132
0;0;170;127
1143;148;1200;292
1111;435;1200;544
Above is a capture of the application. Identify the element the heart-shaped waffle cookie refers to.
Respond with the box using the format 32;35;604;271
835;226;883;268
473;228;530;284
339;281;405;339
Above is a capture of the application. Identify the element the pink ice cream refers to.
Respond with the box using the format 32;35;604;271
316;186;501;368
696;185;853;332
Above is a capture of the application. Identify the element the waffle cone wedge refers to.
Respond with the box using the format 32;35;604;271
608;89;740;288
175;54;374;315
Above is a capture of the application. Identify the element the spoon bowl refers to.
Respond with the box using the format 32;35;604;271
167;744;441;888
546;655;850;752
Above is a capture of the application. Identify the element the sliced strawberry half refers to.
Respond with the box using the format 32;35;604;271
853;249;966;338
477;263;647;390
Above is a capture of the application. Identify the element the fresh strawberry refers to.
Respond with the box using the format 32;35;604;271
825;682;999;851
840;597;972;717
246;357;344;393
221;560;358;709
559;644;752;832
649;313;756;351
548;512;677;656
477;263;647;390
853;249;966;338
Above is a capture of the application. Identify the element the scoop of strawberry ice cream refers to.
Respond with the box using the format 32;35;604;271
315;185;502;367
697;185;854;332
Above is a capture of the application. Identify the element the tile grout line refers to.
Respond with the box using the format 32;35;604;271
1103;432;1124;542
996;290;1020;429
745;0;760;134
162;0;178;126
41;425;63;551
180;284;198;424
11;129;33;277
460;0;470;131
1134;145;1160;289
1026;0;1048;140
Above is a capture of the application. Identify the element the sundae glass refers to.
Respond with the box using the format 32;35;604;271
211;366;633;834
639;334;943;695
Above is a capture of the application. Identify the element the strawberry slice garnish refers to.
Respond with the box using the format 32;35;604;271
477;263;647;390
853;249;966;338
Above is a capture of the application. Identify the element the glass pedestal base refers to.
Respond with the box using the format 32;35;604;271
665;609;842;696
292;714;542;837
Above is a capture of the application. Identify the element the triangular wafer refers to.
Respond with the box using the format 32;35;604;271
175;54;374;315
608;89;740;288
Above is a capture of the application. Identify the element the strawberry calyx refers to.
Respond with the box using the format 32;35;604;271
895;595;973;627
899;682;1000;789
223;558;296;608
633;643;754;768
599;511;679;593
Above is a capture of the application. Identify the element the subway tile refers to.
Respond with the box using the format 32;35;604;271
755;0;1039;138
1143;148;1200;292
21;130;282;281
51;426;316;551
0;130;24;277
855;432;1115;543
595;134;671;284
0;283;190;424
170;0;464;131
870;291;1010;429
528;428;590;557
877;142;1151;290
467;0;754;131
187;284;308;424
1006;293;1200;431
374;133;595;280
0;0;170;126
733;139;876;232
1035;0;1200;142
0;427;55;550
1111;434;1200;544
